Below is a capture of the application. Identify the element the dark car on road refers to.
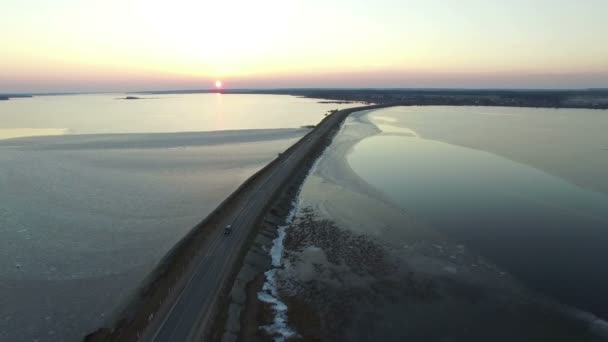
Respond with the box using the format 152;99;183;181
224;224;232;235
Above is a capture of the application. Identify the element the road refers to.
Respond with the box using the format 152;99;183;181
145;105;375;342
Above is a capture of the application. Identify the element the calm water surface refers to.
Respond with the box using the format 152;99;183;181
348;108;608;319
0;93;355;139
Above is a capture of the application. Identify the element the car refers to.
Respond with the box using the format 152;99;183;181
224;224;232;235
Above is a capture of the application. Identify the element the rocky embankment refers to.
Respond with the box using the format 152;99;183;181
213;122;347;342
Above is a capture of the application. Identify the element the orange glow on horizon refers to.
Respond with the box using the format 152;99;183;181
1;1;607;92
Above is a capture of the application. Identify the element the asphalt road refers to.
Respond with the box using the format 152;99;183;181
147;106;367;342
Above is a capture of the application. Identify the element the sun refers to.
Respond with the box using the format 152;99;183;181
215;80;222;88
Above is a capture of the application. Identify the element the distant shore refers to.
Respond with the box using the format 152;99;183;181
0;94;32;101
317;100;362;104
134;88;608;110
3;89;608;109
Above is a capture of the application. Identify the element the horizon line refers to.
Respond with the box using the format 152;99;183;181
3;87;608;97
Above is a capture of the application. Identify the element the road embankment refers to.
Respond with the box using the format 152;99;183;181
84;103;399;342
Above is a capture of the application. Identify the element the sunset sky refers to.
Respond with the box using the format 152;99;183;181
1;0;607;92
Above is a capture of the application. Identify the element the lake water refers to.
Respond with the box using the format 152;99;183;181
349;132;608;318
0;94;357;341
347;107;608;320
0;93;355;139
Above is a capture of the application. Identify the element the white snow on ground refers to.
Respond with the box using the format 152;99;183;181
591;318;608;338
568;308;608;338
258;205;298;341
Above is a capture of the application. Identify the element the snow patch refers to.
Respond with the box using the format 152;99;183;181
257;205;299;341
591;318;608;338
555;306;608;338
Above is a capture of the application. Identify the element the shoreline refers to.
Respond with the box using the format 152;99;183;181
215;109;370;341
0;128;308;148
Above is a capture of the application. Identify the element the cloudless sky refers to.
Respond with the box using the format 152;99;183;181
1;0;607;92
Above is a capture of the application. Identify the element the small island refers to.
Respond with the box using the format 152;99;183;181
0;94;32;100
122;96;142;100
318;100;357;104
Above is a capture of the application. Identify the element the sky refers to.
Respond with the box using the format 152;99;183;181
1;0;607;92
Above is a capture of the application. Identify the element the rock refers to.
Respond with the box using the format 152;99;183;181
221;332;238;342
244;251;271;270
229;283;247;305
225;303;242;334
236;264;258;282
254;234;274;249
